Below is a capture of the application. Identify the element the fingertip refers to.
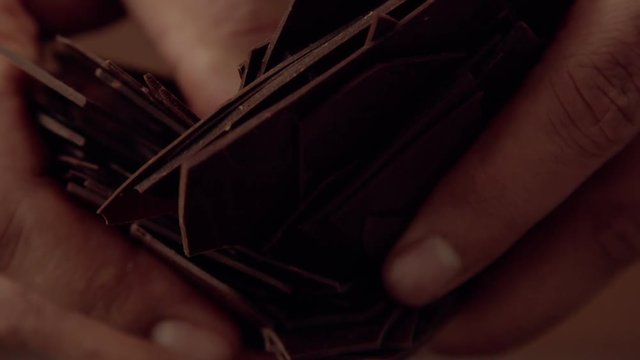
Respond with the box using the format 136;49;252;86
383;252;431;307
165;295;241;350
150;320;236;360
384;236;463;307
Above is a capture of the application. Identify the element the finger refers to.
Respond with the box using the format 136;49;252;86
384;0;640;306
0;276;192;360
0;0;45;178
122;0;289;115
20;0;124;34
429;136;640;355
3;184;239;360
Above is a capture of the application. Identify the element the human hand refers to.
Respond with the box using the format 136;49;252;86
384;0;640;354
1;0;286;358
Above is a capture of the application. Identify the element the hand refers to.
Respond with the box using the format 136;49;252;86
1;0;285;358
384;0;640;355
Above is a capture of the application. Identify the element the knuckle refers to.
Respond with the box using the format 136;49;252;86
546;52;640;159
589;58;640;140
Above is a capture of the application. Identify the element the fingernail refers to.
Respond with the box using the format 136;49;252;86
151;320;233;360
386;236;462;306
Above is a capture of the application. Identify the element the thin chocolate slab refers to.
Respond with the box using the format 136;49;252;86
0;45;87;107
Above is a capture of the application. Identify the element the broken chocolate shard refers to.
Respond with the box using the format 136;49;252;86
0;45;87;107
144;73;200;127
6;0;575;359
241;42;271;89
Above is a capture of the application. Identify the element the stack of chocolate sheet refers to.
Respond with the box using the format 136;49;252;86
1;0;574;358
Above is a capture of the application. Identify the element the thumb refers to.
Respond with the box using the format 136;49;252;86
122;0;289;115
